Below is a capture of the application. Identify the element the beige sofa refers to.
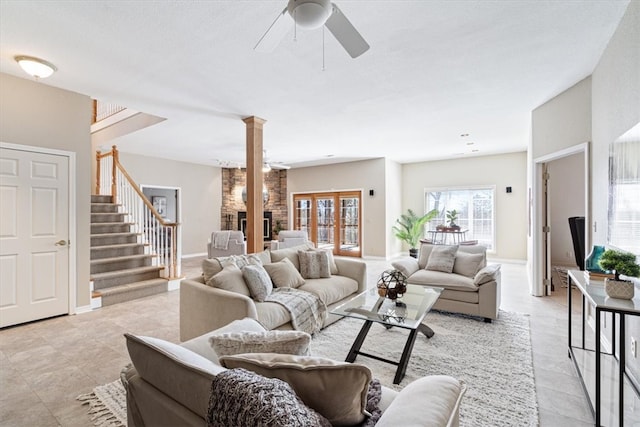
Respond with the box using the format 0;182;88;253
180;244;367;341
392;243;501;322
123;318;467;427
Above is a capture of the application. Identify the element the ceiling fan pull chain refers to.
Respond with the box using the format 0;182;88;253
322;25;326;71
294;9;297;42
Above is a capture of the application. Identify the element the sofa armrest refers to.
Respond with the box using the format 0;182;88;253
207;240;246;258
334;258;367;293
473;264;501;286
391;257;420;279
180;278;258;342
377;375;466;427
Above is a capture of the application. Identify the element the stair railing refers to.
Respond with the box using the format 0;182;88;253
96;146;181;278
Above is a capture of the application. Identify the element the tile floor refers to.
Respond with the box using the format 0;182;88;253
0;256;593;426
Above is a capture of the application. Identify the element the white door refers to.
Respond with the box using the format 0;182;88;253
0;148;70;327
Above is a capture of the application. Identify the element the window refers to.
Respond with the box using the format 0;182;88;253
424;186;496;249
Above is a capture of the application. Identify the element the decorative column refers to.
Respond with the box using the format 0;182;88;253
243;116;266;253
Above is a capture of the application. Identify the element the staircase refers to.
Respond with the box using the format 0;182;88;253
90;195;168;306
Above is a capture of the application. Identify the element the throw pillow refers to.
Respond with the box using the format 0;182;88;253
309;248;339;275
263;258;305;288
219;353;372;426
452;252;485;278
242;264;273;302
474;263;501;285
209;330;311;357
425;245;458;273
202;258;224;283
208;264;251;296
207;368;331;427
417;243;436;269
297;250;331;279
270;242;315;270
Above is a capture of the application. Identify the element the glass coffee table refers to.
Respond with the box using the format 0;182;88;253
331;284;442;384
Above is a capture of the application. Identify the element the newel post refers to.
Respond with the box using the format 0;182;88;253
95;150;101;195
111;145;118;203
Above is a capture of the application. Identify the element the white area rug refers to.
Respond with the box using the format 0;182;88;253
310;310;539;427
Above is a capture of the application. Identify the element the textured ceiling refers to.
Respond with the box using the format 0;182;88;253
0;1;630;168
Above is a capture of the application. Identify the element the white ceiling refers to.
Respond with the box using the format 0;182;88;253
0;1;630;168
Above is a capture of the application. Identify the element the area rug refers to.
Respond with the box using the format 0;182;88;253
310;310;539;426
77;379;126;427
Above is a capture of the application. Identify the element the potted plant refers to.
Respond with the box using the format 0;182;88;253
393;209;438;258
598;249;640;299
446;209;460;230
272;219;284;240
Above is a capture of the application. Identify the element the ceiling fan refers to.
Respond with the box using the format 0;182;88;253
254;0;370;59
262;150;291;172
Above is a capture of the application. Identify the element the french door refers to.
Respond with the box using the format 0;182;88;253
293;191;361;257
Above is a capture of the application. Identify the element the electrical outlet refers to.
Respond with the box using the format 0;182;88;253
632;337;637;358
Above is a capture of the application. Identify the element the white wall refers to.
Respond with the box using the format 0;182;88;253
385;159;403;257
117;152;222;255
402;152;528;261
548;152;585;267
0;73;92;307
287;158;388;258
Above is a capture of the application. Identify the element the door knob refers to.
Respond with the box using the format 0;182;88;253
55;240;67;246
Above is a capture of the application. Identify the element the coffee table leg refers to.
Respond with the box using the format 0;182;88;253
418;323;435;338
394;329;419;384
346;320;373;363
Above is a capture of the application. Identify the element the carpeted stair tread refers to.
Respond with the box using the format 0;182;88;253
91;265;164;280
95;278;169;306
91;232;140;238
91;243;146;250
90;254;153;265
90;221;135;226
94;278;168;296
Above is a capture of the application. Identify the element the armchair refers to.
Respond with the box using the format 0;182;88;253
207;231;246;258
269;230;312;250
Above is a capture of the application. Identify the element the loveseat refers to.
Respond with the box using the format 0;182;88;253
392;243;501;322
180;244;367;341
123;318;467;427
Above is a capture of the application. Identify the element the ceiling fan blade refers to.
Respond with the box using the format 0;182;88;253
325;3;369;58
254;7;293;53
271;163;291;170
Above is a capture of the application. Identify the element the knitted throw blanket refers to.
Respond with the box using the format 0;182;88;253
266;288;327;335
207;368;331;427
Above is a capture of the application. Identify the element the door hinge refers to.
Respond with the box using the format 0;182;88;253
542;226;550;233
543;172;550;181
543;279;551;286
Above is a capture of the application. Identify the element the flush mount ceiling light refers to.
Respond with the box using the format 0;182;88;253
262;162;272;173
15;55;57;79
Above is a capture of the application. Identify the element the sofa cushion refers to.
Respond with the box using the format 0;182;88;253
417;243;436;269
255;301;293;330
219;353;372;426
299;276;359;306
298;250;331;279
457;244;487;269
207;368;331;427
407;269;477;291
270;243;315;270
181;318;267;364
263;258;305;288
242;264;273;302
376;375;466;427
210;330;311;357
439;289;480;303
209;264;251;296
453;252;484;278
474;263;501;285
425;245;458;273
391;257;420;279
125;334;225;419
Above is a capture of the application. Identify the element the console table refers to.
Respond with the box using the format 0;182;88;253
567;270;640;426
426;229;468;245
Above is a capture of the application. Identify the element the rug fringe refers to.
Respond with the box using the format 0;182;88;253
77;391;126;427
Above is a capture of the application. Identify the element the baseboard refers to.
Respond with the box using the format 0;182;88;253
74;304;93;314
182;252;207;259
488;257;527;265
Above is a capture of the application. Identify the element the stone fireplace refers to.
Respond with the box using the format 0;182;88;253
221;168;287;239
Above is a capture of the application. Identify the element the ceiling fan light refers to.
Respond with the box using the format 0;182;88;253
262;163;272;173
288;0;332;29
15;55;57;79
